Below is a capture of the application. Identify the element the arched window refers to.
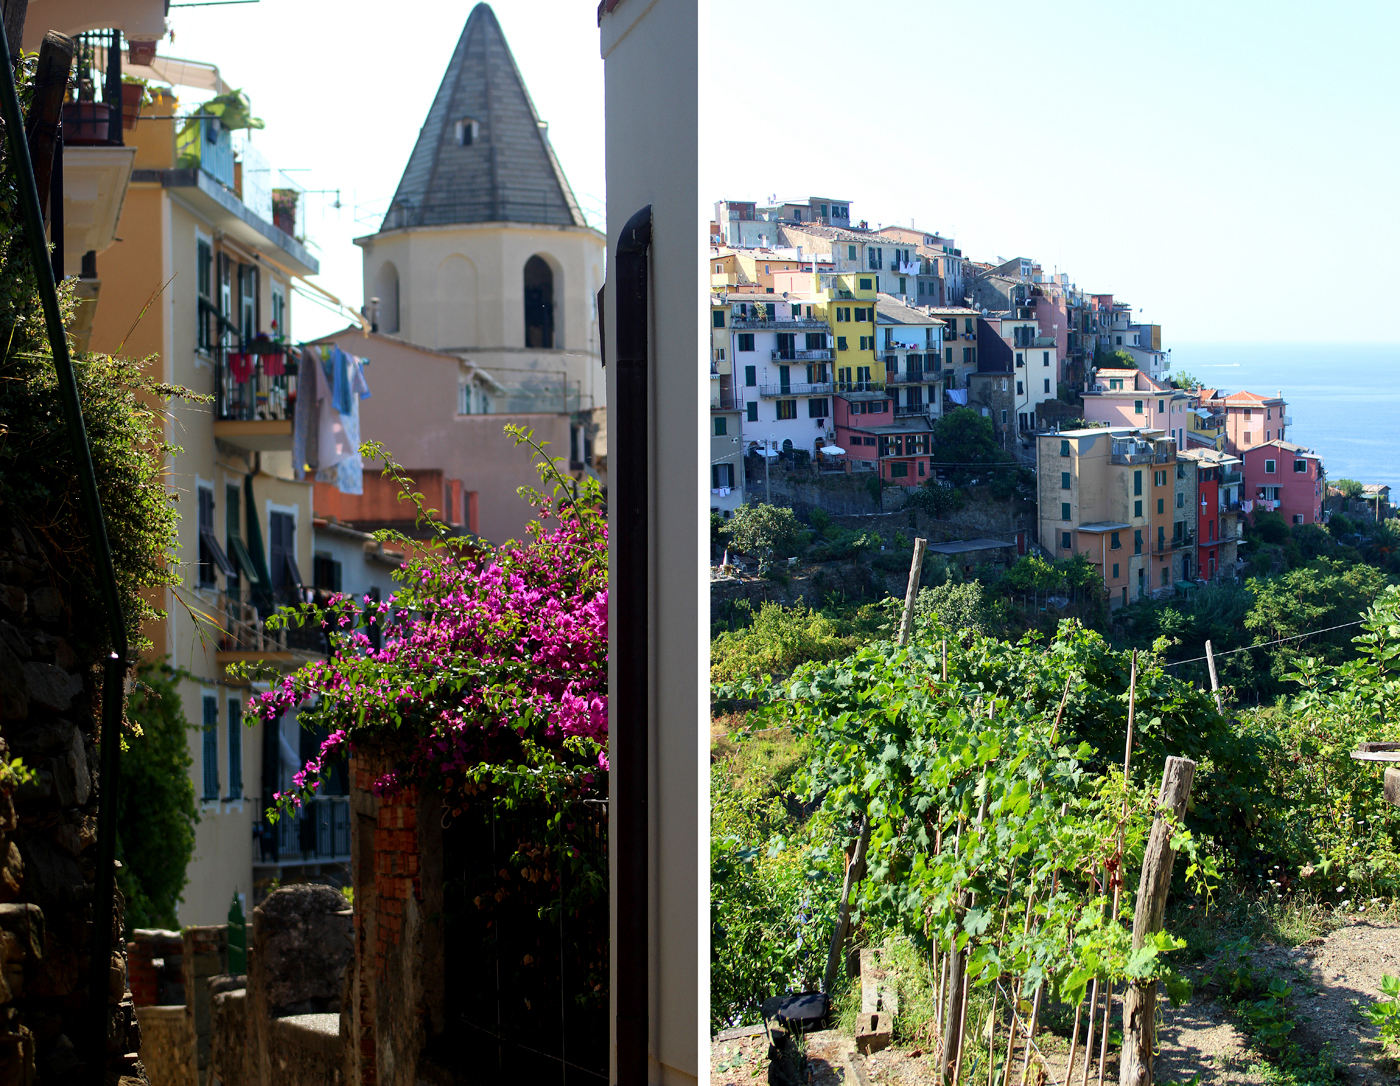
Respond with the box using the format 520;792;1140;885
374;261;400;334
524;255;555;348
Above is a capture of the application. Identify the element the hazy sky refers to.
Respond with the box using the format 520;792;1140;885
704;0;1400;344
161;0;605;340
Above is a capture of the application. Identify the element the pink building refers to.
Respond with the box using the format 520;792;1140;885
1241;440;1325;526
1202;390;1289;456
1081;368;1193;450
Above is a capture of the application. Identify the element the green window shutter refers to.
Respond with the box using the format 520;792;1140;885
1061;503;1071;521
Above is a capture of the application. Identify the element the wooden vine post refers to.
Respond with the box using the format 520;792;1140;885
898;537;928;648
1118;756;1197;1086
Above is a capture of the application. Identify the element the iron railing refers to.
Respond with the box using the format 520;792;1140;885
215;350;298;422
256;795;351;863
771;348;832;361
731;317;828;330
758;382;832;398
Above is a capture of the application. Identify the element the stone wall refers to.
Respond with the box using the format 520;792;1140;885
132;1006;189;1086
0;522;144;1084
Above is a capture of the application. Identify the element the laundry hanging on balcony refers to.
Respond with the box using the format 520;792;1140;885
291;343;371;495
228;352;254;383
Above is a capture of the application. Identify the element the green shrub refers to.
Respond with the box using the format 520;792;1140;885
710;601;862;684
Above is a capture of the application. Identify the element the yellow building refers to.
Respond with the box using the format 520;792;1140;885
88;75;330;924
809;270;879;390
709;248;806;293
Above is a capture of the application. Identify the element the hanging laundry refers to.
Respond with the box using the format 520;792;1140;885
263;352;286;378
313;346;372;496
229;352;254;383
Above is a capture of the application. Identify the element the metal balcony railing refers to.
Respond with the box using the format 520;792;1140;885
887;371;930;385
1221;471;1242;484
758;382;832;398
1110;447;1153;466
215;590;326;656
255;795;351;864
711;390;741;410
834;380;886;394
731;318;829;330
893;404;931;417
215;348;298;422
771;348;832;361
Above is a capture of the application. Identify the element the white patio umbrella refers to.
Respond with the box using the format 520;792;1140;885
819;445;846;456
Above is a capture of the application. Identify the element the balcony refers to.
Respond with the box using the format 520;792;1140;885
255;795;351;866
214;590;326;664
887;371;932;386
835;381;886;395
771;348;832;361
1280;416;1294;428
711;389;741;411
1221;470;1242;485
893;404;932;418
730;317;829;331
1153;534;1195;554
758;382;832;398
214;347;298;451
1221;500;1242;513
1110;442;1154;466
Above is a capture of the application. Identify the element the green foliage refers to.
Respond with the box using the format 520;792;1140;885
714;629;1213;1032
118;662;198;931
710;601;866;684
910;581;987;637
933;408;1011;486
904;481;966;518
1333;478;1364;500
724;502;803;563
710;511;728;549
1251;511;1290;545
1170;372;1203;390
1327;512;1355;537
1095;348;1138;369
0;64;190;655
1358;975;1400;1054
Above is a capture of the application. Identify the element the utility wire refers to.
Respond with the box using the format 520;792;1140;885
1164;620;1365;668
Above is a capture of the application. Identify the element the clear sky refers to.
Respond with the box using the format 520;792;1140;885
704;0;1400;344
159;0;605;340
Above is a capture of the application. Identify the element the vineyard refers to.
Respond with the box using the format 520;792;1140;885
712;570;1400;1082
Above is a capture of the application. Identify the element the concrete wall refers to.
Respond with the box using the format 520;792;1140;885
601;0;702;1081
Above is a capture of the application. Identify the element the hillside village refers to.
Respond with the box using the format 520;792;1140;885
707;196;1389;607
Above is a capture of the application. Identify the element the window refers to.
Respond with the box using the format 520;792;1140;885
1110;531;1121;550
270;280;286;339
1293;514;1304;525
1016;381;1023;396
714;348;725;361
712;310;724;327
1112;563;1120;579
713;416;727;436
1109;378;1123;390
808;398;829;417
1043;352;1050;367
1159;399;1165;413
746;402;758;423
1264;459;1276;474
1161;567;1170;588
714;264;722;274
712;463;734;489
835;307;848;322
1133;470;1142;496
1061;472;1071;490
859;278;872;291
1176;492;1184;508
1157;498;1164;515
1060;439;1071;456
268;510;298;598
946;347;954;367
1134;529;1143;555
854;307;868;322
197;486;221;587
1134;500;1142;518
898;278;906;293
837;336;848;351
776;399;797;420
1267;408;1272;420
227;697;242;799
1265;430;1271;441
1001;410;1007;424
848;245;856;260
238;263;258;341
890;461;909;478
196;232;214;351
1134;399;1143;414
1244;431;1253;444
1044;379;1051;393
312;553;342;592
1061;502;1071;521
737;334;755;352
1244;408;1252;419
1061;532;1072;549
1293;459;1307;473
202;695;219;801
744;365;756;387
225;483;242;597
455;117;478;145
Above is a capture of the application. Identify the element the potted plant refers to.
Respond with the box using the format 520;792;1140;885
120;75;153;130
61;99;115;144
271;189;297;235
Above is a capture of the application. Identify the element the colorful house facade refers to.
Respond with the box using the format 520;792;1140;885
1242;440;1325;525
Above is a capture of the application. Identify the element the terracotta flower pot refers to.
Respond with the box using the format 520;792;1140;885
61;101;115;145
121;84;143;130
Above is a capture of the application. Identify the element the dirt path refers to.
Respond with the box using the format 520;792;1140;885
711;921;1400;1084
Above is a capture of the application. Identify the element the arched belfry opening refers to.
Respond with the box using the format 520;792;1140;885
523;255;555;348
374;261;400;334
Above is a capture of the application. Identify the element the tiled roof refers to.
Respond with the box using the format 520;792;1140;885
875;295;944;326
380;3;585;231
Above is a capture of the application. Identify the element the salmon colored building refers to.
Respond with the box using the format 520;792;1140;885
1202;389;1290;456
1242;440;1325;526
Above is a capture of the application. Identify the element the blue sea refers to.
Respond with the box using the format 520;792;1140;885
1168;343;1400;491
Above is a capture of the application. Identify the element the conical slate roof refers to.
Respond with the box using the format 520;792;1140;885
381;3;586;231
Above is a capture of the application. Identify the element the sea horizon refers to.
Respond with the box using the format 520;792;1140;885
1165;341;1400;492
